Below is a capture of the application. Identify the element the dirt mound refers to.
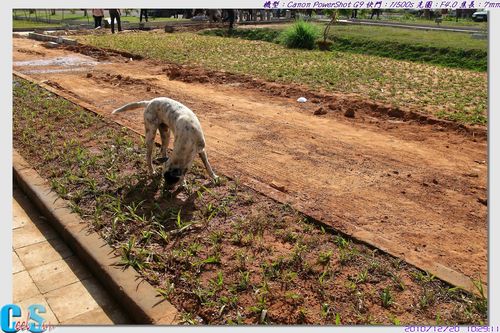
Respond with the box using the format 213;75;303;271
63;43;486;139
87;72;156;91
64;44;143;62
162;62;485;139
17;48;46;56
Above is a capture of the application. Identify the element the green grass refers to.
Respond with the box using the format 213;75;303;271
241;22;487;51
78;32;487;124
13;19;63;28
206;24;487;71
328;24;487;51
13;9;189;25
376;16;488;28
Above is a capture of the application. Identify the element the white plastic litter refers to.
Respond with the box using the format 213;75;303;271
297;97;307;103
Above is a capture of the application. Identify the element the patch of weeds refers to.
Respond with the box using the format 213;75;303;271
472;278;488;317
419;288;436;310
390;272;406;291
411;270;436;284
119;236;150;270
285;291;303;303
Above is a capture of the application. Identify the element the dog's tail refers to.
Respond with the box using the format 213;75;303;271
112;100;151;114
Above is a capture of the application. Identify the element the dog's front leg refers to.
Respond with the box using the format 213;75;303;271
199;149;218;181
159;124;171;159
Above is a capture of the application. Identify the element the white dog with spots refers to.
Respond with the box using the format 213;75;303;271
112;97;218;187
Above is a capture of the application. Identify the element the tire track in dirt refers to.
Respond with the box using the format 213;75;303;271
12;38;488;286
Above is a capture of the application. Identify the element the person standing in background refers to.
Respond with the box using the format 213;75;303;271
140;9;148;22
92;9;104;29
108;9;122;33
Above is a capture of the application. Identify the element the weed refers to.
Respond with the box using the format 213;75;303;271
119;236;150;270
237;271;251;291
335;313;341;325
155;229;170;244
390;272;406;291
209;271;224;290
472;278;488;316
334;235;349;249
412;270;436;284
389;315;401;325
320;303;331;319
419;288;435;310
380;287;394;308
280;20;319;50
156;281;175;298
356;269;369;284
317;250;333;265
209;230;224;245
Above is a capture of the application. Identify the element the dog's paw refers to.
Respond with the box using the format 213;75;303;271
212;175;221;185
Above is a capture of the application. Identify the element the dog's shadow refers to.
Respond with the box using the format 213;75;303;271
118;173;199;232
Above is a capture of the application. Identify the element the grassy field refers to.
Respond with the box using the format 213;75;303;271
326;24;486;51
13;76;487;324
229;23;487;71
13;19;63;28
78;32;487;125
371;16;487;28
240;22;487;51
13;10;188;23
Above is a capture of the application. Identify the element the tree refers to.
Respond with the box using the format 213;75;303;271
318;9;337;50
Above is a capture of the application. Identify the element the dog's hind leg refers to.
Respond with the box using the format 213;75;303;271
145;123;158;175
199;149;218;181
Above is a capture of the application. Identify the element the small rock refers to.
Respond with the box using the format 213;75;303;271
464;173;479;178
313;107;328;116
478;197;487;206
432;179;438;185
344;109;355;118
297;97;307;103
116;74;122;80
270;181;286;192
146;86;151;92
86;73;92;78
392;170;399;175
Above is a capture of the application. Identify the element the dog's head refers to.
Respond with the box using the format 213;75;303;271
163;167;187;187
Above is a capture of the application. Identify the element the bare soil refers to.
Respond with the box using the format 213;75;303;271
12;36;487;288
13;76;487;325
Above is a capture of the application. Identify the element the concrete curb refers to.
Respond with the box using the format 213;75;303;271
12;71;486;298
28;32;77;45
13;150;180;325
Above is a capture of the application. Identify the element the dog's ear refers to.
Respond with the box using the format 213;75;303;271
153;156;169;165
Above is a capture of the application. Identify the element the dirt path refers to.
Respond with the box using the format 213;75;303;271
13;38;487;285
